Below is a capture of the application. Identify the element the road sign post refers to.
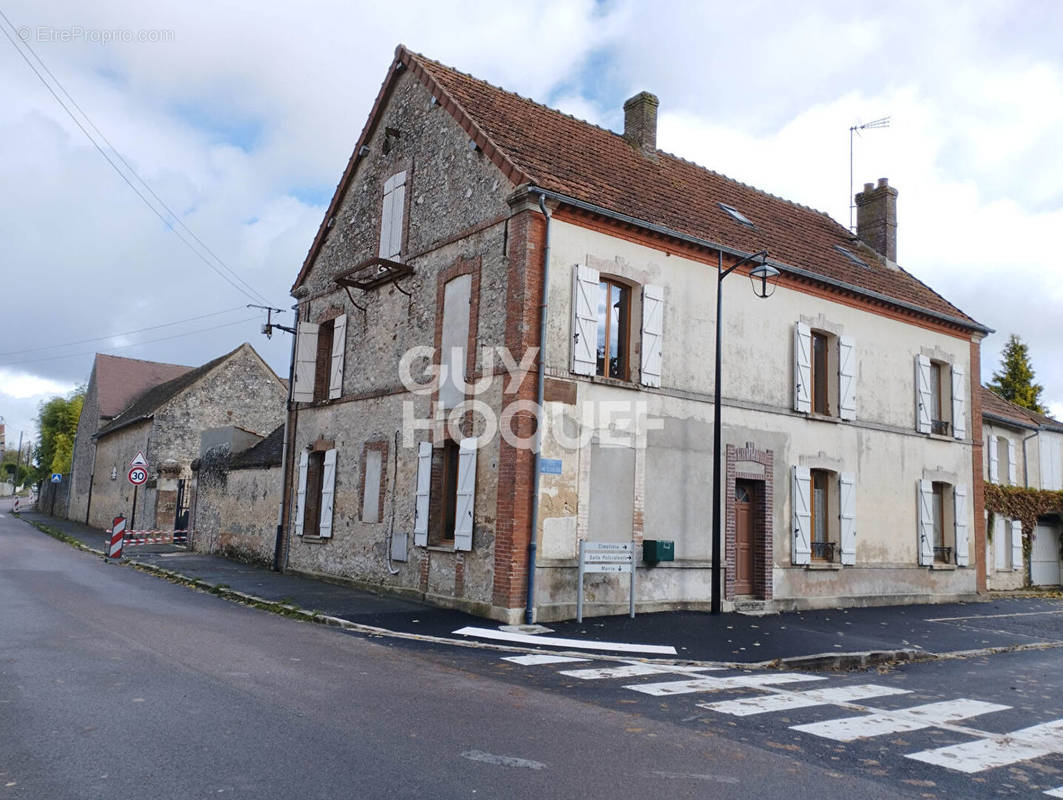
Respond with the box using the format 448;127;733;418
576;541;637;623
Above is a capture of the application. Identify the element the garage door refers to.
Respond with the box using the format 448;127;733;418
1031;523;1061;586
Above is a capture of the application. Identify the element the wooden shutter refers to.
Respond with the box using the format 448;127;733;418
379;171;406;261
915;355;932;434
413;441;431;547
318;449;337;538
953;484;968;566
292;322;319;403
294;450;309;536
988;435;999;483
839;472;856;565
791;466;811;565
453;438;477;551
838;335;856;421
1007;439;1017;485
1010;519;1023;571
640;284;664;387
951;365;966;440
917;479;934;565
571;264;600;375
793;322;811;413
327;314;347;400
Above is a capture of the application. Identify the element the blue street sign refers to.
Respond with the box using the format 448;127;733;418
50;473;62;483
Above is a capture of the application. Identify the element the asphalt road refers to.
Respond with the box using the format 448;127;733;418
2;503;914;800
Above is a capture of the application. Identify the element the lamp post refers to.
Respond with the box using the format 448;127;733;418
711;250;778;615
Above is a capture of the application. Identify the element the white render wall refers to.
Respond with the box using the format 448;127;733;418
532;219;979;617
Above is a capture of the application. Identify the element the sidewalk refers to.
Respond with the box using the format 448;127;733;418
15;508;1063;666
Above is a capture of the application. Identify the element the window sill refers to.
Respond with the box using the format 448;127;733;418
587;374;639;390
926;432;957;442
931;562;957;570
425;543;456;553
806;562;842;571
806;413;841;424
299;535;329;545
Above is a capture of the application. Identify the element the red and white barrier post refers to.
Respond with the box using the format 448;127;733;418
108;515;126;559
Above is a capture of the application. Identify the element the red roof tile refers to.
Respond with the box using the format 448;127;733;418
981;385;1063;431
94;354;192;419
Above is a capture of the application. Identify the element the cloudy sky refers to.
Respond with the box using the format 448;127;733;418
2;0;1061;447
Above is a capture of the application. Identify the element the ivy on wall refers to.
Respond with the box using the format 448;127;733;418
984;484;1063;562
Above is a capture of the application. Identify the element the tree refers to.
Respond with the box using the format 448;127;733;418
33;387;84;483
989;334;1045;413
1;445;35;488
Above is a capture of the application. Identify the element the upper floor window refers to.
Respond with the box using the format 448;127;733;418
292;315;347;404
915;355;966;440
379;171;406;262
794;322;855;420
596;278;630;380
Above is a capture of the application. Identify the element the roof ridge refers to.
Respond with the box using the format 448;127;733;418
96;352;191;369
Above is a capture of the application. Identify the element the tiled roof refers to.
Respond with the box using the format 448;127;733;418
94;354;191;419
980;386;1063;431
230;423;285;470
95;345;245;439
402;48;982;328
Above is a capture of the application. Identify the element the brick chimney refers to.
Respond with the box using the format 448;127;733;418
855;177;898;262
623;91;659;154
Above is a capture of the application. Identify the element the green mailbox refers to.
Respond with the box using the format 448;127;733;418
642;539;675;564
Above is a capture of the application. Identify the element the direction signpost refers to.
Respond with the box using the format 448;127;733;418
576;541;637;623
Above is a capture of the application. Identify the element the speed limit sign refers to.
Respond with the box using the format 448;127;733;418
127;466;148;486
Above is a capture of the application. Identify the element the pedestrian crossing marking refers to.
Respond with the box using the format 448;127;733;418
698;684;911;717
906;719;1063;773
559;662;722;680
625;672;825;697
502;654;590;666
792;699;1010;742
1044;787;1063;798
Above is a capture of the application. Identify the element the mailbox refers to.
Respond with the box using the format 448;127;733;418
642;539;675;564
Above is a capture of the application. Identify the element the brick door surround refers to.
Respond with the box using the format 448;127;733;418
725;443;774;601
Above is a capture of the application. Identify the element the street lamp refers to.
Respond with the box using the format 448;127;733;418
711;250;778;615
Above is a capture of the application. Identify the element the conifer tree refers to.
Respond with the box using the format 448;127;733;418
988;334;1045;413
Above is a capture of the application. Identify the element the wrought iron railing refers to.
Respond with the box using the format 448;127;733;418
931;419;951;436
934;546;953;564
811;541;837;562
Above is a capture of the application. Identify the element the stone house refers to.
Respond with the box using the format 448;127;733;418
68;354;192;524
981;386;1063;588
280;45;993;622
191;424;285;564
88;343;286;531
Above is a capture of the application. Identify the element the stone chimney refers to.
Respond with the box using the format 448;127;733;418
855;177;898;262
623;91;659;154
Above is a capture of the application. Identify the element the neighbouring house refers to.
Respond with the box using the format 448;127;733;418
68;354;193;523
87;343;286;532
279;46;994;623
981;386;1063;588
191;424;285;564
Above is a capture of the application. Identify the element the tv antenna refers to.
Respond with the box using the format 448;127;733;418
849;116;890;231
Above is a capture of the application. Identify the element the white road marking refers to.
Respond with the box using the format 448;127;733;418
792;699;1010;742
1045;787;1063;798
925;609;1063;622
906;718;1063;773
453;626;677;655
698;684;912;717
502;654;589;666
559;663;721;680
626;672;825;697
460;750;545;769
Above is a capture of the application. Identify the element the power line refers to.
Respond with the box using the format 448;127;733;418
0;306;248;357
0;316;261;368
0;13;272;306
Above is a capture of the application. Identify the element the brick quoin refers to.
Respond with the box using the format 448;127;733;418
969;338;987;594
492;203;545;611
725;442;774;601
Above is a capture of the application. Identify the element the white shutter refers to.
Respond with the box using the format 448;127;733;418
294;451;308;536
453;438;477;551
1007;439;1017;485
915;355;932;434
640;284;663;387
413;441;431;547
953;484;968;566
951;365;967;440
571;264;600;375
792;466;811;565
328;314;347;400
1043;438;1063;491
379;171;406;261
839;472;856;565
793;322;811;413
1010;519;1023;571
318;449;337;538
988;435;999;483
917;479;934;565
292;322;319;403
838;335;856;421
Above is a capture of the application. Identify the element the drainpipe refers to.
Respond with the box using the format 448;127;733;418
524;193;551;624
272;307;299;571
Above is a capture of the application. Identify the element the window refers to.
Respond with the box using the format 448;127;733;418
929;362;950;435
917;479;968;566
915;355;965;439
719;202;754;227
429;440;460;545
811;332;830;415
292;316;347;403
379;171;406;261
794;323;855;420
931;482;948;562
792;467;856;566
361;442;387;524
295;448;336;538
834;245;869;268
314;319;335;402
596;278;630;380
412;438;476;551
810;469;834;561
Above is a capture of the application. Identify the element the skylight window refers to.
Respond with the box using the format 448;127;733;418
718;203;754;227
834;245;869;268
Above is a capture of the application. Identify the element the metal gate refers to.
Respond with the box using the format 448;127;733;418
175;479;191;532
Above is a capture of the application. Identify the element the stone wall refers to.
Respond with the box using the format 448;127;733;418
88;419;152;530
67;363;101;524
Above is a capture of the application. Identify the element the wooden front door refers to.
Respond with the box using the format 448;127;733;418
735;480;756;595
